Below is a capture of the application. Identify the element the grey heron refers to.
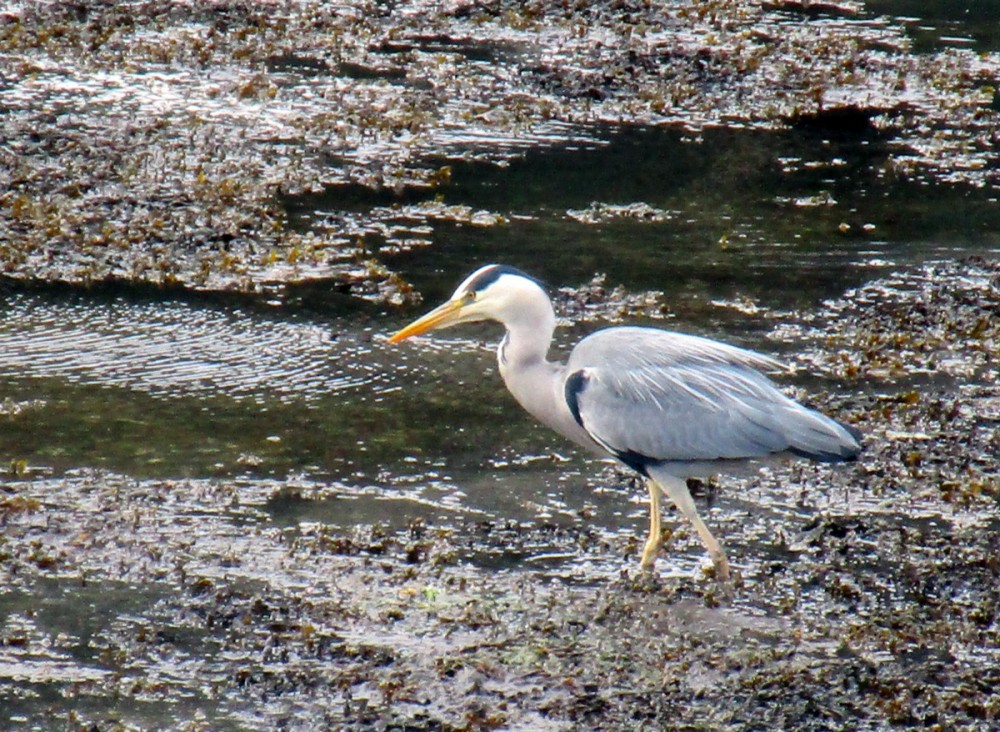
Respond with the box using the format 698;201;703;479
388;264;862;580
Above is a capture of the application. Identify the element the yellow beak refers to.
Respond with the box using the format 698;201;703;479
387;299;465;344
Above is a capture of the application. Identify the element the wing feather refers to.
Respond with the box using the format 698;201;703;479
564;327;858;464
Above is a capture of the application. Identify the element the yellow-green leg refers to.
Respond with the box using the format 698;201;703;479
645;473;731;581
640;479;663;570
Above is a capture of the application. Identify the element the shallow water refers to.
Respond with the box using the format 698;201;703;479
865;0;1000;52
291;124;1000;313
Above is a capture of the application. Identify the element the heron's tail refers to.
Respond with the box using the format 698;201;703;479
784;407;863;463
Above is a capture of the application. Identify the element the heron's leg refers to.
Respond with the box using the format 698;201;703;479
639;479;663;570
653;474;731;581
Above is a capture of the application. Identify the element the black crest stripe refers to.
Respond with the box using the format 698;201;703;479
466;265;546;294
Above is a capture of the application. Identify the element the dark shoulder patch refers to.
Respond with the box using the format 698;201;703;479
564;369;589;428
564;368;656;478
467;264;545;294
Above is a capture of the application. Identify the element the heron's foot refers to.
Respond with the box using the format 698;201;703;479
639;534;662;571
708;549;731;583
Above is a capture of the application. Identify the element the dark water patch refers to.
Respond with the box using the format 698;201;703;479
1;578;170;667
0;290;569;480
263;481;480;531
335;61;408;82
374;34;517;64
865;1;1000;52
0;578;201;731
761;1;862;21
280;180;444;222
789;104;884;135
265;53;331;77
284;124;1000;315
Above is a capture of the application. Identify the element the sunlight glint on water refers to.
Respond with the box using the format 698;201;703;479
0;295;393;403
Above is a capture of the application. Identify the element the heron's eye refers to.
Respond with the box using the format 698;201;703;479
464;291;477;303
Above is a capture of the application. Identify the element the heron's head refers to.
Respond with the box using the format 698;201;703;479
388;264;546;343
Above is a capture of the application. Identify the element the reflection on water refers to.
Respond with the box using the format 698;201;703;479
0;290;556;483
333;125;999;310
863;0;1000;52
0;294;393;402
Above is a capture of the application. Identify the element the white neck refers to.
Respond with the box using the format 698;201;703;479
500;291;556;367
494;290;597;451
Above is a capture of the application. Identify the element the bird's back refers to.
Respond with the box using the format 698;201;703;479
563;326;861;475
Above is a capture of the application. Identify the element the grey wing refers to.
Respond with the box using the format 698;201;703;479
563;327;860;466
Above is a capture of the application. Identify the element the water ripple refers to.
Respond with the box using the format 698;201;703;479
0;294;400;403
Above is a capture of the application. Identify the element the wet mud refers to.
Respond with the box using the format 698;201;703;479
2;258;997;730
